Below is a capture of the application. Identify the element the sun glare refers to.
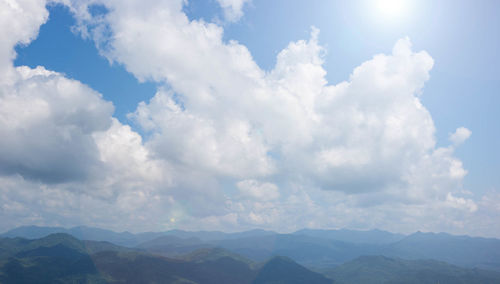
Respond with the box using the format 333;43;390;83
375;0;409;20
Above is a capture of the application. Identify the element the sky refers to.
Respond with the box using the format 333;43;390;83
1;0;499;237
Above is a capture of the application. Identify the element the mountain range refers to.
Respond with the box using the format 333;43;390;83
0;233;333;284
2;226;500;283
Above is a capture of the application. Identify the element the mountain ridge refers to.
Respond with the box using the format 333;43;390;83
0;233;335;284
3;226;500;271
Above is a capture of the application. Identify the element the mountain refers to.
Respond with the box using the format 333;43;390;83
0;234;112;283
137;235;211;256
162;228;277;242
1;226;275;247
5;226;500;272
0;232;131;259
293;229;405;244
137;230;500;271
137;233;378;268
0;225;161;247
90;250;257;284
253;256;333;284
0;233;331;284
1;226;67;240
324;255;500;284
179;247;255;266
385;231;500;271
210;234;379;268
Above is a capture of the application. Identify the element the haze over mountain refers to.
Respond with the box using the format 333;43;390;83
3;226;500;272
1;230;500;283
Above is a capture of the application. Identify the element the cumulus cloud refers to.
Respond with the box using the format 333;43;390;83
237;179;280;201
68;0;477;231
0;0;115;184
0;0;48;82
0;0;171;231
449;126;472;145
446;192;477;212
216;0;250;22
0;65;114;183
0;0;494;236
130;90;274;178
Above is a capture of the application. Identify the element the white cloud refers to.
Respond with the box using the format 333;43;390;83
70;0;476;231
0;0;115;183
1;0;497;237
0;65;114;183
130;90;275;178
0;0;173;232
0;0;48;83
216;0;250;22
446;192;478;212
237;179;280;201
449;126;472;146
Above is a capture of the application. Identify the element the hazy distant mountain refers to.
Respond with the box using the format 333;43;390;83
1;226;66;239
209;233;377;267
137;235;211;256
162;228;277;242
0;225;162;247
138;229;500;271
293;229;405;244
1;226;275;247
4;226;500;272
324;255;500;284
384;231;500;271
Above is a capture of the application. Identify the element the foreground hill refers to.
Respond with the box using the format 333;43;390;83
324;255;500;284
0;234;331;284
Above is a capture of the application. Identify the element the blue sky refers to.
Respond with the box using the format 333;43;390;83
2;0;500;236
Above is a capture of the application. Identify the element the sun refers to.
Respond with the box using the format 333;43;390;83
375;0;409;19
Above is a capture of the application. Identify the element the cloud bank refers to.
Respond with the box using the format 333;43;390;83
0;0;496;237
